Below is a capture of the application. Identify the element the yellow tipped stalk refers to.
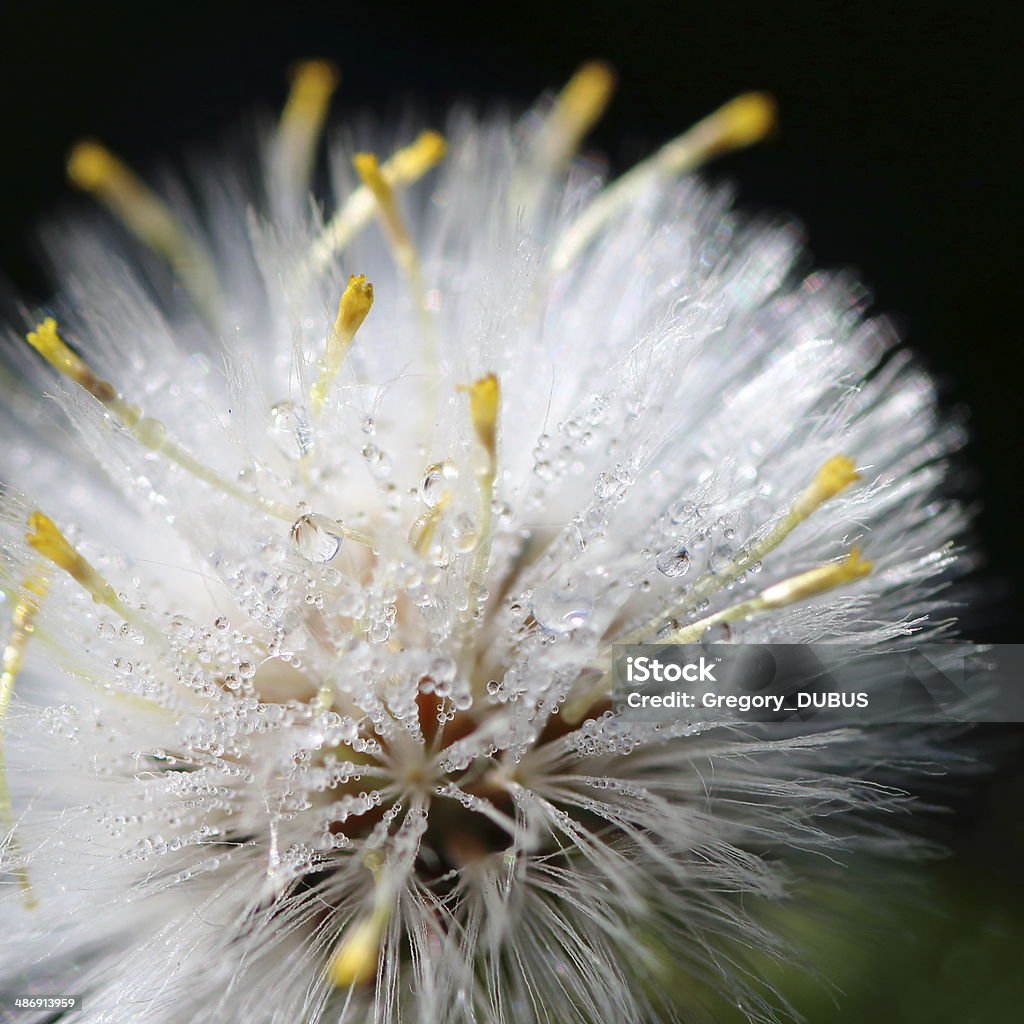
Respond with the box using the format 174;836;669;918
460;374;500;460
568;455;867;722
616;453;863;648
536;60;616;171
352;153;417;275
306;131;446;276
353;152;438;377
67;141;220;323
568;546;874;722
22;320;374;545
683;92;777;162
551;91;777;272
792;455;862;520
760;548;873;609
664;548;873;644
310;275;374;416
26;318;116;403
26;513;123;611
274;59;339;202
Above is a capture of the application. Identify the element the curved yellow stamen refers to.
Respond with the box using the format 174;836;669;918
67;141;220;322
274;59;339;202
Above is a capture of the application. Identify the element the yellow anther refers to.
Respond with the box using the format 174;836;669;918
760;548;873;609
328;851;389;988
537;60;616;170
385;130;447;183
66;140;122;192
460;374;500;460
328;913;385;988
551;91;777;272
282;59;339;123
276;59;340;199
311;275;374;415
25;513;121;610
21;514;182;657
353;153;413;261
685;92;777;162
793;455;861;520
67;140;220;323
335;275;375;338
306;131;446;276
26;318;115;402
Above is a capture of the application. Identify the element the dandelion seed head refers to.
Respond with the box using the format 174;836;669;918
0;62;973;1023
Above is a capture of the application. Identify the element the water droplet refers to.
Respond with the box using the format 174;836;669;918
531;589;593;634
668;500;697;525
709;544;735;574
534;459;555;482
450;513;478;553
656;618;680;639
655;543;691;578
419;460;457;507
361;444;391;478
291;513;344;563
702;622;733;643
594;466;630;501
270;402;313;459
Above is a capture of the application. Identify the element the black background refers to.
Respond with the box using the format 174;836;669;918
0;0;1020;634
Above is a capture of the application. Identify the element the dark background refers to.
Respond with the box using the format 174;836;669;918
0;3;1021;1018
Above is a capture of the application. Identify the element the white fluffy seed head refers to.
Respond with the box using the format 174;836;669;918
0;70;972;1024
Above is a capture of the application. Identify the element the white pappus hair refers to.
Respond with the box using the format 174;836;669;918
0;61;974;1023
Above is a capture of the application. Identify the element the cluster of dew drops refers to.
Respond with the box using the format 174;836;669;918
48;365;781;879
256;384;778;665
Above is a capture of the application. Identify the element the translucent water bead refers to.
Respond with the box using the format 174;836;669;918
419;460;458;507
531;587;594;635
291;513;345;563
270;401;313;459
655;543;691;578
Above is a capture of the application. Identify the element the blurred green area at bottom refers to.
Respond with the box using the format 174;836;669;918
712;768;1024;1023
